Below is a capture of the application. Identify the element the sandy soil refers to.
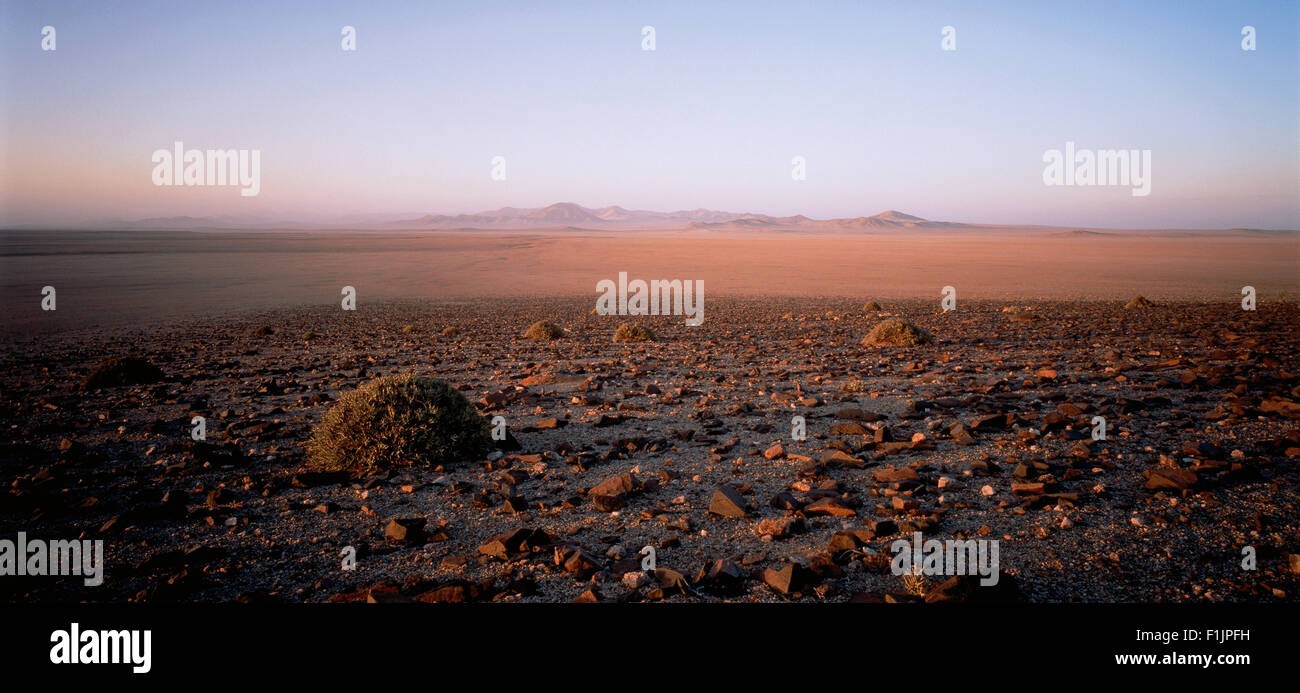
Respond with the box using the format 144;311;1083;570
2;229;1296;335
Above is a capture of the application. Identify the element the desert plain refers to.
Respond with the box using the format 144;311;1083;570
1;226;1298;603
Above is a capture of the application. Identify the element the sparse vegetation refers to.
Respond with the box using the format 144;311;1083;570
1005;307;1038;322
523;320;565;340
841;378;871;394
862;301;882;312
900;564;928;597
613;322;655;343
253;325;275;336
306;374;490;476
401;324;419;334
1125;295;1155;309
81;357;165;390
441;326;460;336
302;330;318;341
861;319;933;346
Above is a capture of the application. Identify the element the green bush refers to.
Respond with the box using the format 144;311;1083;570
306;375;490;475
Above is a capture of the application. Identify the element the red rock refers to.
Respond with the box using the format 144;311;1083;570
591;472;638;497
1259;397;1300;419
757;516;802;537
1143;468;1198;491
479;528;551;559
836;408;884;422
384;517;426;543
708;486;748;518
805;497;857;517
873;465;920;484
762;563;815;595
891;496;919;512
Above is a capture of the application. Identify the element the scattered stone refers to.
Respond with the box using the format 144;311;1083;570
763;563;816;596
384;517;426;543
873;465;920;484
622;571;651;590
924;573;1019;603
479;528;552;560
708;486;748;518
1143;468;1198;491
590;472;641;510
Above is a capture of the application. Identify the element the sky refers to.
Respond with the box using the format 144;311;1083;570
1;0;1297;229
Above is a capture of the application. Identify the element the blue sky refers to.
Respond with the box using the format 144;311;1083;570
1;0;1296;228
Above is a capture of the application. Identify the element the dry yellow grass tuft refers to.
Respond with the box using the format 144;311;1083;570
523;321;565;340
1125;295;1155;309
861;319;933;346
613;323;655;343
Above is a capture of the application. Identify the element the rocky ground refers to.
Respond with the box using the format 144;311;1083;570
2;297;1298;603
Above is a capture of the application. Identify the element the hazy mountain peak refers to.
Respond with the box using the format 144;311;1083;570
872;210;925;221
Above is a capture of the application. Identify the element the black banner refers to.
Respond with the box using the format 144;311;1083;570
1;603;1288;682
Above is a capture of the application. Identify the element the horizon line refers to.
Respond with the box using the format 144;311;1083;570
4;201;1299;234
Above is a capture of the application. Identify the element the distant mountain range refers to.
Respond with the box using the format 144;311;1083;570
388;204;1293;235
109;204;966;231
391;203;992;230
392;202;750;229
33;203;1295;235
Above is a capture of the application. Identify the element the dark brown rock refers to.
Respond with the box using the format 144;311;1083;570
384;517;426;543
708;486;748;518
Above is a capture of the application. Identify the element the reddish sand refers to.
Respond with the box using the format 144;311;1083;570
1;229;1296;334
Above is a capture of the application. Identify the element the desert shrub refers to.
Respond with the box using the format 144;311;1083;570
1125;295;1154;309
302;330;318;341
841;378;871;393
401;324;419;334
81;357;165;390
441;326;460;336
861;319;933;346
253;325;275;336
1004;307;1038;322
900;563;928;597
306;374;489;475
862;301;883;312
523;321;565;340
613;323;655;343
